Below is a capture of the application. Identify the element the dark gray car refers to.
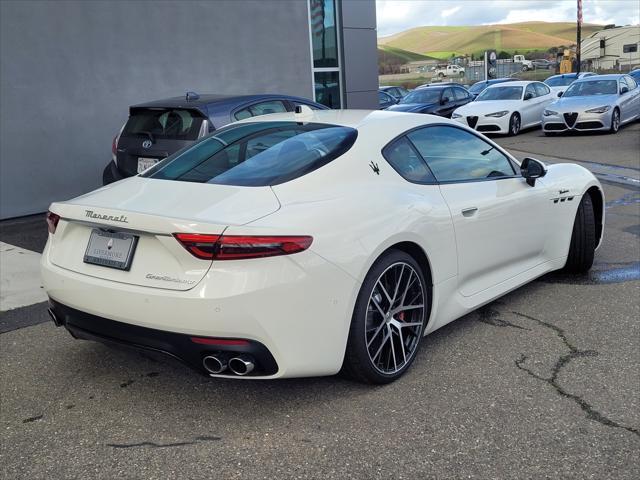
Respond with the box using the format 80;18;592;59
104;92;327;184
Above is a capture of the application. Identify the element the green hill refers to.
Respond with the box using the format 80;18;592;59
378;21;604;58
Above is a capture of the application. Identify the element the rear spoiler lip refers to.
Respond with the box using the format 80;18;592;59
128;105;208;117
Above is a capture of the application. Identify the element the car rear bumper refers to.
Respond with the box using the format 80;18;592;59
41;240;360;379
102;160;125;185
48;299;279;376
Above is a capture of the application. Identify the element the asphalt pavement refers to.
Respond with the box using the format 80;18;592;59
1;123;639;479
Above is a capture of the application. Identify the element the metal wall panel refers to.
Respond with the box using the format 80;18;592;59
0;0;313;218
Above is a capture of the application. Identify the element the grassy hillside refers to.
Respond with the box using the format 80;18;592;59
378;45;436;74
378;22;604;58
378;45;436;62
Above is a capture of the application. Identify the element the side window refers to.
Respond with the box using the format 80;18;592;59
625;75;637;90
407;126;515;182
294;101;322;111
234;101;287;121
453;88;468;100
382;136;436;184
534;82;550;96
249;100;287;117
234;107;253;121
442;88;454;103
525;84;537;99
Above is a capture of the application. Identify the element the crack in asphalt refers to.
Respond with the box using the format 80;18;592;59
107;436;222;449
477;305;531;331
511;311;639;438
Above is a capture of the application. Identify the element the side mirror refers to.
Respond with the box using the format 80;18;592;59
521;157;547;187
441;97;449;104
524;92;534;100
557;91;563;97
621;86;629;94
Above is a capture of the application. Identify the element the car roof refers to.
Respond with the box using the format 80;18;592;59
235;109;459;136
574;74;624;82
130;93;321;110
547;73;578;79
485;80;533;88
473;78;515;85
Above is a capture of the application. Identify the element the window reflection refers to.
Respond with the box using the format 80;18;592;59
314;71;341;108
310;0;338;68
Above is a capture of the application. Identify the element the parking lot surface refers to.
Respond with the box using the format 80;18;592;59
1;123;639;479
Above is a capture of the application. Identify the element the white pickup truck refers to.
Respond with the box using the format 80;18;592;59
434;64;465;78
514;55;534;71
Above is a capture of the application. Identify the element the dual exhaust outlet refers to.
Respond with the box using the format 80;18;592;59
202;353;255;376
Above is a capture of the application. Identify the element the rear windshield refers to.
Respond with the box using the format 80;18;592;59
123;108;205;141
476;86;523;101
544;75;576;87
563;80;618;97
142;121;357;186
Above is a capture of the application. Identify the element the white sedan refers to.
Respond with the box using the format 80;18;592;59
42;109;604;383
452;80;555;135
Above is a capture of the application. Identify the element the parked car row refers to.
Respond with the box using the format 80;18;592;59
377;72;639;137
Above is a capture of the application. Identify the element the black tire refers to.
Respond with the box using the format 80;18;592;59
508;112;521;136
564;194;596;273
438;72;445;78
342;250;428;384
609;108;620;134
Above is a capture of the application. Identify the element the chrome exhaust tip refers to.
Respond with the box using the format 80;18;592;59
47;308;62;327
202;354;229;374
228;354;255;376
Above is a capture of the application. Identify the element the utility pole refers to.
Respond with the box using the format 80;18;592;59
576;0;582;73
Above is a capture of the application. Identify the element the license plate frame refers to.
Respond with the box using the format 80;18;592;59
83;229;138;271
137;157;159;173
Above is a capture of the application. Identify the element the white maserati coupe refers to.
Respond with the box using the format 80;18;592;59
42;109;604;383
452;80;555;135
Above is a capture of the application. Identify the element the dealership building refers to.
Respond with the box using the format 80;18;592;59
0;0;378;219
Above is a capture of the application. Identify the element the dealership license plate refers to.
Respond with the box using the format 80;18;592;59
83;229;138;270
137;157;159;173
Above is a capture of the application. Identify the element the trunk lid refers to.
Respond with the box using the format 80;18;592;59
48;177;280;291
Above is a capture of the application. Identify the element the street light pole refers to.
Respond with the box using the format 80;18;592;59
576;0;582;73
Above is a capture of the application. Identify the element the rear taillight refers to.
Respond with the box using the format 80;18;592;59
112;124;125;165
46;211;60;234
174;233;313;260
173;233;220;260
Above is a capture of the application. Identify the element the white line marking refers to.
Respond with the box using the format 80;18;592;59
0;242;47;312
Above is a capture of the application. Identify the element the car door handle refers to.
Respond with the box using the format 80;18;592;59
461;207;478;217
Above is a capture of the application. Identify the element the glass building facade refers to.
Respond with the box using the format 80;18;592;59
309;0;342;108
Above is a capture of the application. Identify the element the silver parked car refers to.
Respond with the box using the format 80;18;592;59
542;74;640;135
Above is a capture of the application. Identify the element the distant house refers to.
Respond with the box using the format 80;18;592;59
581;25;640;70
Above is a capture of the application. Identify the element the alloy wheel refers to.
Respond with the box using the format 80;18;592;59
365;262;426;374
511;114;521;135
612;110;620;132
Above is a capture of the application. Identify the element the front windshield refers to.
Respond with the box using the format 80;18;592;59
563;80;619;97
545;75;576;87
476;86;523;101
400;89;441;104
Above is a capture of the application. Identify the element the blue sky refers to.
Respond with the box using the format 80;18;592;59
376;0;640;37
